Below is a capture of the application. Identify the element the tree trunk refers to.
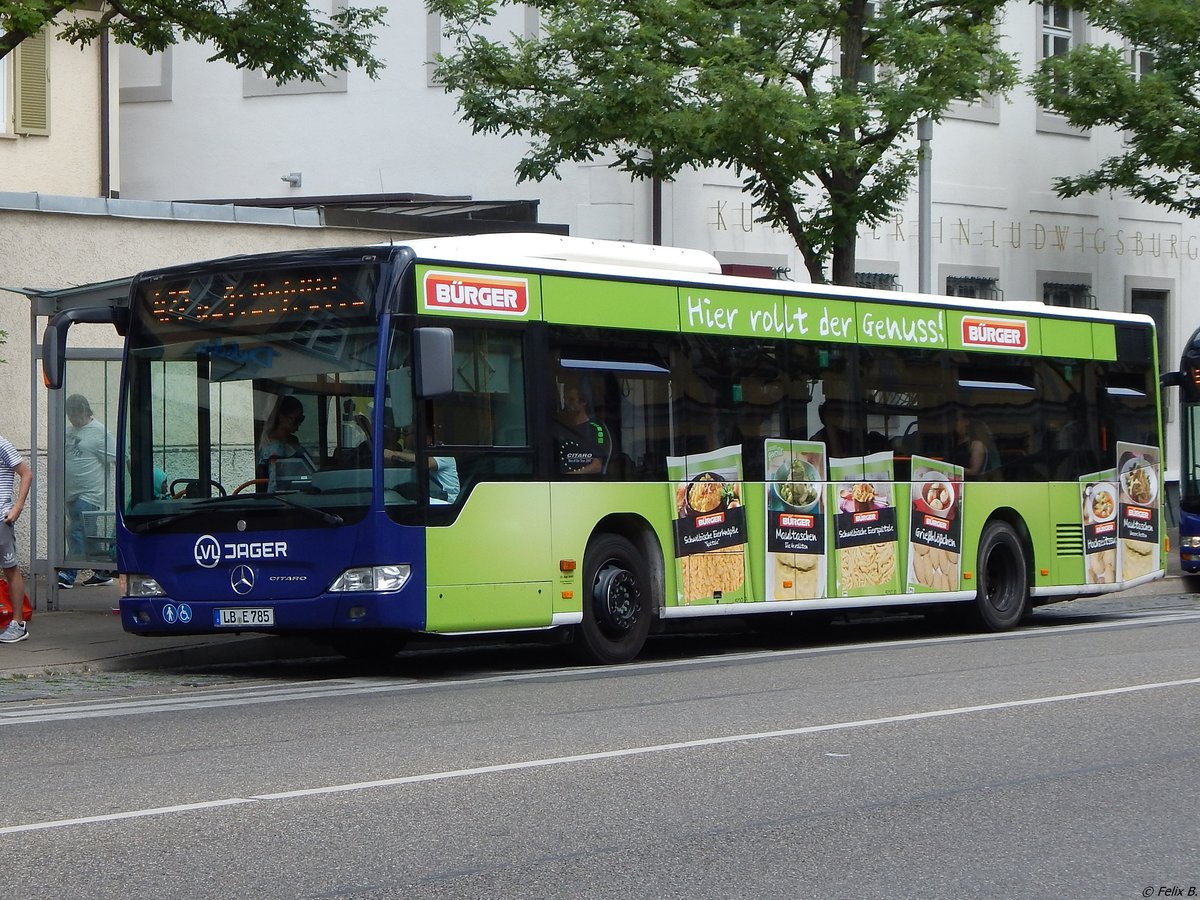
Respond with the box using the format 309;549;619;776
830;236;858;287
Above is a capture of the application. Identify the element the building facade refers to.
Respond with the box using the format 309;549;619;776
115;3;1190;373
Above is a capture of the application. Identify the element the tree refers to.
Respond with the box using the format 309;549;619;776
429;0;1018;284
1030;0;1200;217
0;1;387;84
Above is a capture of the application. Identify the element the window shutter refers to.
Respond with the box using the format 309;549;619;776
14;30;49;136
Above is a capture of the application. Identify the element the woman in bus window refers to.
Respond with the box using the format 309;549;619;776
259;396;308;461
953;410;999;478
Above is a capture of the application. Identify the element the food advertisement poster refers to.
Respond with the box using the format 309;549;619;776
763;439;827;601
1079;468;1118;585
668;445;748;605
907;456;964;593
1115;441;1161;581
830;451;900;597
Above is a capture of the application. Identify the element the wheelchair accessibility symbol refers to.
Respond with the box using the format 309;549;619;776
162;603;193;625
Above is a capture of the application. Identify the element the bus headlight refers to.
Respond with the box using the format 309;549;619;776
1181;536;1200;549
329;565;411;594
126;574;166;597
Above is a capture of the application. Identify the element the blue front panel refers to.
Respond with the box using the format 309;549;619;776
117;513;428;634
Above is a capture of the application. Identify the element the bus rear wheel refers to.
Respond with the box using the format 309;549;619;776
576;534;652;665
973;520;1029;631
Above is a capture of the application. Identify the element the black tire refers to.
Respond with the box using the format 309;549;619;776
973;520;1029;631
575;534;652;664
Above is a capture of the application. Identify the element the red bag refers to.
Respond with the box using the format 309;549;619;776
0;578;32;628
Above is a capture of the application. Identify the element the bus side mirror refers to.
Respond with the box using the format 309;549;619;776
414;327;454;398
42;307;128;390
1161;371;1184;388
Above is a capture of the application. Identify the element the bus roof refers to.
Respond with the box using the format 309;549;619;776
400;233;723;275
401;233;1156;330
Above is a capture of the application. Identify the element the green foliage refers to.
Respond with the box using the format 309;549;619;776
0;1;387;83
1030;0;1200;217
430;0;1017;283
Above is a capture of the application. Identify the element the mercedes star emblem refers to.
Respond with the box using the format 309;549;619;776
231;564;256;595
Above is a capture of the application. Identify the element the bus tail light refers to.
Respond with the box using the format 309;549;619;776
329;565;411;593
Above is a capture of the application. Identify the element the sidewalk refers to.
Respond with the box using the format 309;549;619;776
0;576;324;677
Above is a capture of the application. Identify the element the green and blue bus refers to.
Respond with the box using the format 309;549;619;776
43;234;1166;662
1169;324;1200;574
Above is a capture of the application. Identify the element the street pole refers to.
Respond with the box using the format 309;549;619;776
918;116;933;293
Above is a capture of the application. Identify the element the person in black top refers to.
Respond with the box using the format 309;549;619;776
555;385;611;474
811;400;856;458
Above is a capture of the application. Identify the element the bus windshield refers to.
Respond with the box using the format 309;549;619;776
120;259;401;531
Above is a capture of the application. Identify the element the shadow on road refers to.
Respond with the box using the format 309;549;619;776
144;588;1197;685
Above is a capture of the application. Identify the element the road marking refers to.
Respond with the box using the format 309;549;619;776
2;674;1198;835
2;610;1199;725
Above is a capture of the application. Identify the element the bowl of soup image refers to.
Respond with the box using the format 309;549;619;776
1085;483;1117;524
771;458;822;514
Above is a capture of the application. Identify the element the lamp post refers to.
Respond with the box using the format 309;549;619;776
917;116;933;293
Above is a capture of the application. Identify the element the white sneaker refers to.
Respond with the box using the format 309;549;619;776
0;621;27;643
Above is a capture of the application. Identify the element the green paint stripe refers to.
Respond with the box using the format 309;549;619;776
414;264;1120;362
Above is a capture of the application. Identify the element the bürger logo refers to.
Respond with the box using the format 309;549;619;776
961;316;1028;350
423;271;530;316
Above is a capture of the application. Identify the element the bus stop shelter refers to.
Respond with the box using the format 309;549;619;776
11;276;131;611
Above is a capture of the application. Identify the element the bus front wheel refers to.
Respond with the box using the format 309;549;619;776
576;534;652;665
973;520;1029;631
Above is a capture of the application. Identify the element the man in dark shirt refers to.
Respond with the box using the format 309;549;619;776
555;386;611;474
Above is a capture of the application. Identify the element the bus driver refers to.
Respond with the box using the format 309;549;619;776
554;383;611;475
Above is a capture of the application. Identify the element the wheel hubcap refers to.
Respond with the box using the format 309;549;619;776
593;563;641;633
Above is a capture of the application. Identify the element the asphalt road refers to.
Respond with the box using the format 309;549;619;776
2;589;1198;900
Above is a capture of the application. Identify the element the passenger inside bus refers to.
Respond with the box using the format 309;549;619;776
393;424;459;503
554;382;612;475
359;413;459;503
952;410;1001;478
258;395;316;484
810;400;857;459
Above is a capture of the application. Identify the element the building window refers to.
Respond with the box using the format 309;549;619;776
857;272;900;291
1043;282;1095;309
1130;288;1169;370
946;276;1001;301
119;47;173;103
244;0;349;96
1037;2;1088;136
1130;46;1154;79
1042;3;1074;62
947;93;1001;125
855;2;880;85
244;69;347;98
720;264;775;279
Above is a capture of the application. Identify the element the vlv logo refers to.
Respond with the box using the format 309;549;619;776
194;535;222;569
